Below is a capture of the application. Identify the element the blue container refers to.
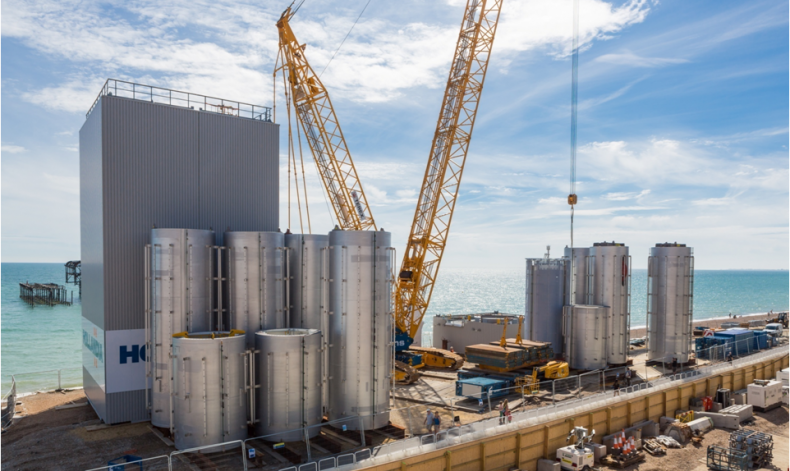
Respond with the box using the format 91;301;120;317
713;329;754;356
695;337;727;359
753;330;771;350
455;376;511;399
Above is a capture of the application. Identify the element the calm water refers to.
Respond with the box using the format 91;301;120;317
1;263;788;392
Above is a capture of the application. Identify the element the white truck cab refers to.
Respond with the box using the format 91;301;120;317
765;323;783;337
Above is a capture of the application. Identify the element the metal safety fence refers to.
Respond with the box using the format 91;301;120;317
87;79;273;122
70;341;785;471
3;366;82;395
1;377;17;431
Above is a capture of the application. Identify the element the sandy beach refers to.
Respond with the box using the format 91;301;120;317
629;311;785;339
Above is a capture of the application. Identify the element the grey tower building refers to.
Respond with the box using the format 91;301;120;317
79;80;279;424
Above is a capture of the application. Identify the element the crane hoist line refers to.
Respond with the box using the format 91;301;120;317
276;7;376;231
394;0;503;381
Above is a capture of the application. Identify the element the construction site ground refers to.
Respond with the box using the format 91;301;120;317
603;405;789;471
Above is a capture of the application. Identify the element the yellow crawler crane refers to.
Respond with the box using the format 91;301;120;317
394;0;504;384
276;7;376;231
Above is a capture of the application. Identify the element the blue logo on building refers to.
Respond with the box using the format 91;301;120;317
119;344;147;364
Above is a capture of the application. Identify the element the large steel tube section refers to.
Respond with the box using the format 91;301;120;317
563;305;608;370
171;331;247;451
149;228;214;428
589;242;631;365
647;243;694;363
563;246;590;305
226;231;287;348
525;257;567;355
255;329;323;441
326;229;393;431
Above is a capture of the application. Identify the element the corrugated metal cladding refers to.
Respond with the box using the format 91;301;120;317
79;94;279;424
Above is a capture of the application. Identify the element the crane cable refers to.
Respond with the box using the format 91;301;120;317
569;0;580;302
318;0;373;78
273;30;332;231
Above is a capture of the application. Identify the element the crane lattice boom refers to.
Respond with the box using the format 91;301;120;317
396;0;503;344
276;9;376;231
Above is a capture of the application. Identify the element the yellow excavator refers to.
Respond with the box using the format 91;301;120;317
516;361;570;394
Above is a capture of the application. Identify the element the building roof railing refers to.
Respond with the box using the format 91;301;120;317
86;79;272;122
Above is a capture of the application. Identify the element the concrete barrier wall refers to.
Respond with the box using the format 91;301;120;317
362;354;788;471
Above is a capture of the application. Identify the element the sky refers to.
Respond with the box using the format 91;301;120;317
1;0;788;270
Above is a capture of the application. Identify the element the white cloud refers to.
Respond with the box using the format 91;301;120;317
496;0;653;58
2;0;655;110
602;189;650;200
1;145;27;154
596;51;689;67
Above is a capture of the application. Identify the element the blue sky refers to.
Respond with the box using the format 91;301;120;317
1;0;788;270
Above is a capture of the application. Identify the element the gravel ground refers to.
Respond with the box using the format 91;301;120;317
1;389;172;471
606;405;789;471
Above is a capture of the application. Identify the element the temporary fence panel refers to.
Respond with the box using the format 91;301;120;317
84;455;170;471
170;440;247;471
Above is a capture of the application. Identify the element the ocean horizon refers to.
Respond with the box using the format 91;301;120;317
2;262;788;392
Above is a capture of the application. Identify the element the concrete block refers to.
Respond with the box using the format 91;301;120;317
712;402;723;412
733;390;748;405
720;404;753;422
633;419;660;437
590;443;607;463
695;411;740;429
537;458;560;471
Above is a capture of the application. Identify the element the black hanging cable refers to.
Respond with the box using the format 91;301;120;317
569;0;580;304
318;0;373;78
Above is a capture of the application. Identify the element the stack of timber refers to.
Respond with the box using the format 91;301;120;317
465;338;554;372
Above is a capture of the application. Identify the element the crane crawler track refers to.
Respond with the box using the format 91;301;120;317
409;347;464;371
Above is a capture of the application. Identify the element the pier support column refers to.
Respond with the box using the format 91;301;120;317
444;451;451;471
480;442;486;471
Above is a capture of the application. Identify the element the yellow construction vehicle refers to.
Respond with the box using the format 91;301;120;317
516;361;570;394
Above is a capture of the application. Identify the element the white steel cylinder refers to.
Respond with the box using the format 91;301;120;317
149;228;214;429
563;305;608;370
647;243;694;363
285;233;329;330
525;258;566;355
563;246;590;305
226;231;287;348
255;329;323;441
171;331;247;451
327;229;393;431
589;242;631;365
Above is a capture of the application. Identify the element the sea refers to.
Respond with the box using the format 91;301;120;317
1;263;788;393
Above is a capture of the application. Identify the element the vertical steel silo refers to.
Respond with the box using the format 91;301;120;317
285;233;329;330
326;229;393;431
226;231;287;348
563;305;608;370
171;331;248;451
563;246;590;305
255;329;323;441
525;256;567;355
589;242;631;365
647;243;694;363
148;228;214;429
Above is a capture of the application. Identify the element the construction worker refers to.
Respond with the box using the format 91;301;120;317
424;408;434;434
625;369;632;387
613;376;621;396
